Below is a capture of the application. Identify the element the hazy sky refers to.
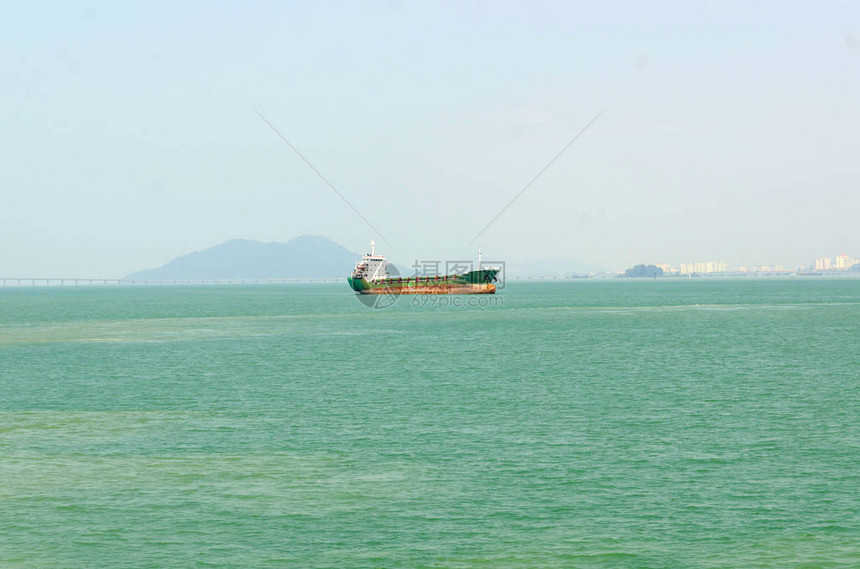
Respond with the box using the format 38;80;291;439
3;1;859;276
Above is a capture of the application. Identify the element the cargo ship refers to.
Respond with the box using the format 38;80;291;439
348;241;500;295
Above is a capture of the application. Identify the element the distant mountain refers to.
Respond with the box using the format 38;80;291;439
621;264;664;278
125;236;360;280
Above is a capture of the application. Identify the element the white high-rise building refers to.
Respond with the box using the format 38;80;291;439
835;254;854;269
679;261;727;274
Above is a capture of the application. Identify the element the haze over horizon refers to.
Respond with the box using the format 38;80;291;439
3;1;859;278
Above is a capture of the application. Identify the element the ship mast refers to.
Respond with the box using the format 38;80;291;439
478;248;482;270
371;240;376;256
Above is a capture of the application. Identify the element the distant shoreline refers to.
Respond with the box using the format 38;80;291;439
2;273;858;288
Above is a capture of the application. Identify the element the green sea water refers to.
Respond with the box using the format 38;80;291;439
1;279;858;568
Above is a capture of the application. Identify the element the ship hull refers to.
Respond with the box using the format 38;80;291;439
348;268;499;295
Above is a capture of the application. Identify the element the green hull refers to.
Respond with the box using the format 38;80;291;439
349;268;499;294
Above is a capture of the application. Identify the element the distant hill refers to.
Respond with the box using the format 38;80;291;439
125;236;360;280
621;264;664;278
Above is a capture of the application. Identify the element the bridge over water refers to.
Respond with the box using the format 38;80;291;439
0;278;342;287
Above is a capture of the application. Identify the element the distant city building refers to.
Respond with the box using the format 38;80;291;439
679;261;728;275
811;254;857;272
835;254;855;269
814;257;832;271
623;253;857;277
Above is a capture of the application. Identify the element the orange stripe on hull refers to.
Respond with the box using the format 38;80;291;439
360;283;495;295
